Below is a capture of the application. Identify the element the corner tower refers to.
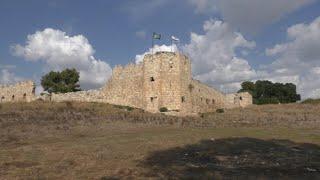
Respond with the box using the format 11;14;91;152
142;52;192;113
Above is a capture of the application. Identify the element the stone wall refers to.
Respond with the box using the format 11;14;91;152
225;92;253;109
51;89;104;103
101;63;144;108
188;79;227;113
0;52;252;116
0;81;35;103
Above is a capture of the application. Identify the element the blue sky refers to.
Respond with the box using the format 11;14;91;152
1;0;320;98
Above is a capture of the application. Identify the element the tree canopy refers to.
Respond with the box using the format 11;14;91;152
41;68;81;93
238;80;301;105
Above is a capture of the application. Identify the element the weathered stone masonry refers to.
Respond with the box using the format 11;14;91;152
51;52;252;115
1;52;252;115
0;81;35;103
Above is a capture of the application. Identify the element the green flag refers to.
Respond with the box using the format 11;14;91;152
152;32;161;40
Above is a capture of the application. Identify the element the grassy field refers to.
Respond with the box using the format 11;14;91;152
0;102;319;179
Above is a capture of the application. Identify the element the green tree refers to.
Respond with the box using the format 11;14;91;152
41;68;81;93
238;80;300;105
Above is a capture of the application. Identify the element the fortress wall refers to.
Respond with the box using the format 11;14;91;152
178;54;193;113
0;81;35;103
51;90;104;103
142;52;193;112
101;63;144;108
189;79;226;113
225;92;252;109
142;54;163;112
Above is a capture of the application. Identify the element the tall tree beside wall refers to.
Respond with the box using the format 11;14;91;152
41;68;81;93
238;80;301;104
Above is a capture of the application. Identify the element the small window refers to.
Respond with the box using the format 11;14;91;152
212;99;215;104
23;93;27;100
206;99;210;104
170;65;173;68
199;89;201;92
12;95;15;101
150;77;155;82
181;96;185;103
240;96;243;100
150;97;154;102
200;98;203;101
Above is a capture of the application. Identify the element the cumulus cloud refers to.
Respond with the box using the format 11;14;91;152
188;0;315;34
135;44;178;64
12;28;112;89
182;19;257;92
265;16;320;98
0;69;23;84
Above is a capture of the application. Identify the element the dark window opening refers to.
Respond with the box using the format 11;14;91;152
23;93;27;100
212;99;215;104
150;97;157;102
200;98;203;101
150;77;155;82
181;96;185;103
170;65;173;68
199;89;201;92
240;96;243;100
12;95;15;101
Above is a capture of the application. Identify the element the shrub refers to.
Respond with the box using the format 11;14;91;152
159;107;168;112
216;108;224;113
301;98;320;104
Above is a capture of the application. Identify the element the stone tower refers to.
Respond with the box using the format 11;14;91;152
142;52;192;113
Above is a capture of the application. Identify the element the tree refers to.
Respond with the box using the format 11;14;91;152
238;80;300;105
41;68;81;93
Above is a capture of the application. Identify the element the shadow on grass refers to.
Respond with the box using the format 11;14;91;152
140;138;320;179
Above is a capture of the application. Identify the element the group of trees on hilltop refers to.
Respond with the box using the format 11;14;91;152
41;68;81;93
238;80;301;105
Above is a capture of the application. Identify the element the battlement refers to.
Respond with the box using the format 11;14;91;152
0;81;35;103
0;52;252;115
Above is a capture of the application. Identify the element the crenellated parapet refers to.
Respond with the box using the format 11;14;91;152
0;81;36;103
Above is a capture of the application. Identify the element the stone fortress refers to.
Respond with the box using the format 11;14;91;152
0;52;252;115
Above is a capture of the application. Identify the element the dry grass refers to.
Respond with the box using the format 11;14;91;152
0;102;319;179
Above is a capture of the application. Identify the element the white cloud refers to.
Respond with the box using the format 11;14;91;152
0;69;22;84
188;0;315;34
265;16;320;98
12;28;112;90
135;44;178;64
182;19;256;92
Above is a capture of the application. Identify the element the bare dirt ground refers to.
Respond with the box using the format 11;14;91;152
0;102;319;179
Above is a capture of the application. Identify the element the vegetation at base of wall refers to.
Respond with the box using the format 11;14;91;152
113;105;134;111
301;98;320;104
216;108;224;113
159;107;168;112
41;68;81;94
238;80;301;105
